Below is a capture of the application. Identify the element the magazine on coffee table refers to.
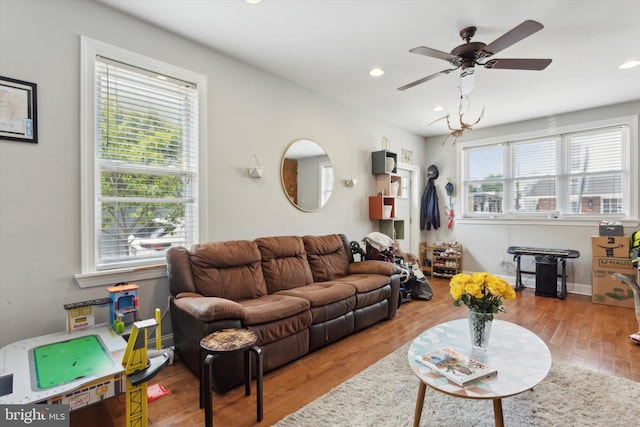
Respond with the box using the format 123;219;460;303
415;346;497;386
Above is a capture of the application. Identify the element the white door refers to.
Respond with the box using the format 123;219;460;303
395;165;420;258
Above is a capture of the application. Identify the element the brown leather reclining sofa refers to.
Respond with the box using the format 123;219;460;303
166;233;401;392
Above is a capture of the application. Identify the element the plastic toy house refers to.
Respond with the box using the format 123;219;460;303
107;283;140;329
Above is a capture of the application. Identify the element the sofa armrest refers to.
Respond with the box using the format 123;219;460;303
348;260;403;276
173;293;246;322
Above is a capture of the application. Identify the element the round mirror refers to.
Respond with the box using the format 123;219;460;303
281;139;334;212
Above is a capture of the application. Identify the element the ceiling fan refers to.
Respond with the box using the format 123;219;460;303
397;20;552;91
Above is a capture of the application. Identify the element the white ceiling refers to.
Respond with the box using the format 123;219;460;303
97;0;640;137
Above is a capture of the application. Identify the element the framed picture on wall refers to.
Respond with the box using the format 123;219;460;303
0;76;38;143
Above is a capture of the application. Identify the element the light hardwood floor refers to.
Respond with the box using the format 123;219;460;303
71;277;640;426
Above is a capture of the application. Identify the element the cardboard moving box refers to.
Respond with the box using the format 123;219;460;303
591;256;635;308
591;236;630;258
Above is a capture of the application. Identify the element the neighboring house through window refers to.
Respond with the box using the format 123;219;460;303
78;37;206;286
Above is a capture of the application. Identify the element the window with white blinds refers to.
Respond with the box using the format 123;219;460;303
81;38;203;274
462;123;630;218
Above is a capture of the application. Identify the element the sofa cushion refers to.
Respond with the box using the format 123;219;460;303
239;294;310;325
336;273;391;293
337;274;392;309
239;295;312;345
275;282;355;307
276;281;357;325
189;240;267;300
303;234;350;281
255;236;314;293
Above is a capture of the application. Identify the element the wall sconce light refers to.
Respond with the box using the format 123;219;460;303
344;170;358;188
247;154;265;178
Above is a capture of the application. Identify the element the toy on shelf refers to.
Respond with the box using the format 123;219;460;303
63;297;111;334
63;283;140;334
108;283;140;331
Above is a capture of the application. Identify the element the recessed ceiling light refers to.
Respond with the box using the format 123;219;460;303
369;68;384;77
433;106;444;112
619;59;640;69
245;0;262;4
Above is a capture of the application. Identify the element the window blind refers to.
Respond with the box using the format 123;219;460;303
511;138;557;213
464;144;504;214
567;126;626;214
94;56;198;269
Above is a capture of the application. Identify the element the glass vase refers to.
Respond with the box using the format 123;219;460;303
468;309;492;351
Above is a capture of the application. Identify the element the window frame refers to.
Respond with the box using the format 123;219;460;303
76;36;207;288
456;115;638;224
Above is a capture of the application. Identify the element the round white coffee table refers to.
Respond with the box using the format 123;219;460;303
408;318;551;427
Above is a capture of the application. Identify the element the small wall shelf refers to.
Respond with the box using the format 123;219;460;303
369;196;395;220
380;219;404;240
375;173;401;197
371;150;397;175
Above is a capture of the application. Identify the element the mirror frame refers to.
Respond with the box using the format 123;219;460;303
280;138;333;212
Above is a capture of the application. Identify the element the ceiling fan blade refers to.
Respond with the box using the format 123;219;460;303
409;46;461;64
483;58;552;70
480;20;544;57
397;68;458;91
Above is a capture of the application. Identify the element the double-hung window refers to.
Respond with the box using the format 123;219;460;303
78;37;206;286
461;119;634;219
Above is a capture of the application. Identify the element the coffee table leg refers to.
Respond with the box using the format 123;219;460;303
492;398;504;427
413;381;427;427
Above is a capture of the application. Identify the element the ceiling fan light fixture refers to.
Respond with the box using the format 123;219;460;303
369;67;385;77
459;68;475;95
619;59;640;70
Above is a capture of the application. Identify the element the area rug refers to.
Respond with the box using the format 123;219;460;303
274;341;640;426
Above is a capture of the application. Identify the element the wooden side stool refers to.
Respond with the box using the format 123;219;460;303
199;328;263;427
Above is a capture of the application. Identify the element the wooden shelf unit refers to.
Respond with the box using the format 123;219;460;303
419;242;462;278
369;150;405;240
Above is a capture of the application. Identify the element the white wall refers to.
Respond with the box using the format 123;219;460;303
0;0;426;347
423;101;640;293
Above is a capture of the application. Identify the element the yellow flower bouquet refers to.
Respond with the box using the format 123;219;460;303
450;272;516;320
